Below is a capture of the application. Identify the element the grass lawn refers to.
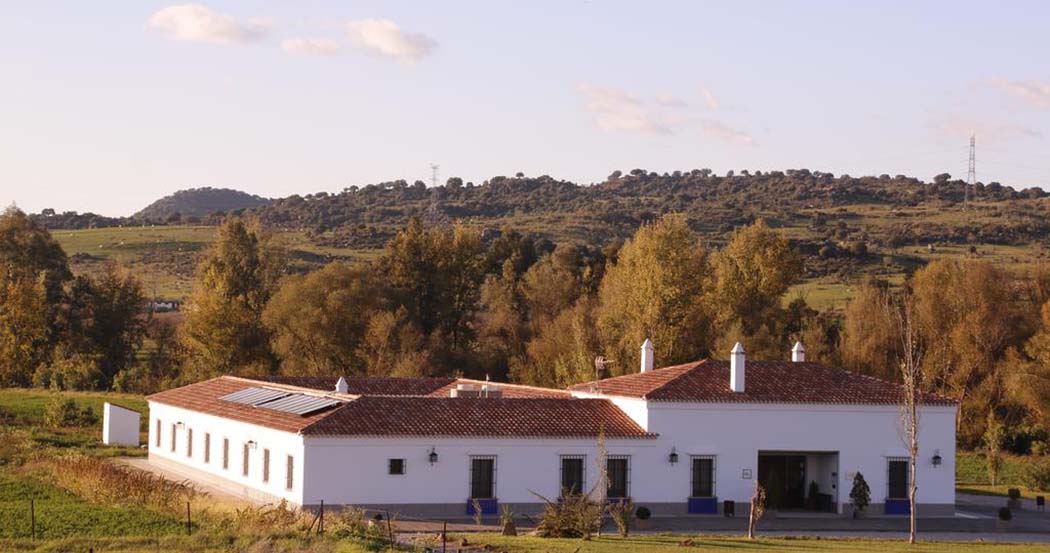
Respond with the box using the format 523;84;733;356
0;471;184;540
955;451;1049;498
465;534;1049;552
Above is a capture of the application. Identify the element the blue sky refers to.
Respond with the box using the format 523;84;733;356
3;1;1049;216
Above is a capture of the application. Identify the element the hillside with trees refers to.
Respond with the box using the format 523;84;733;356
133;187;272;221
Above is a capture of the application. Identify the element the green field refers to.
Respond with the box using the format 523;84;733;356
52;226;376;300
464;534;1047;552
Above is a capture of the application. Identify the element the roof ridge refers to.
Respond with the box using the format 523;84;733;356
641;359;708;399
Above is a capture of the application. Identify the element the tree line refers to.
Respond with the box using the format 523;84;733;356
3;206;1050;451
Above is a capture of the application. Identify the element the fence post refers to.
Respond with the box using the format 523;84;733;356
30;499;36;540
385;510;393;551
442;520;447;553
319;500;324;534
186;501;191;535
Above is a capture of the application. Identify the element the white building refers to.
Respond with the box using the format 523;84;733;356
146;342;956;517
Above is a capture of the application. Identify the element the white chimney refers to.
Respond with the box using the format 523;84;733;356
730;342;746;393
335;376;348;394
640;338;654;373
791;341;806;363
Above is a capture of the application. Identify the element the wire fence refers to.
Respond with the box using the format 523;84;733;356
7;497;494;552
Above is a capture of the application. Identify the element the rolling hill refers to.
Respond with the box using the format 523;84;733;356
133;187;271;220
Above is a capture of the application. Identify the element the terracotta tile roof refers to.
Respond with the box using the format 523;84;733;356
147;376;339;433
259;376;569;398
261;376;456;396
428;379;571;398
568;360;956;406
300;397;654;439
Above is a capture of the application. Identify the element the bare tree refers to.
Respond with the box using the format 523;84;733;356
895;302;923;544
747;481;766;539
594;426;608;537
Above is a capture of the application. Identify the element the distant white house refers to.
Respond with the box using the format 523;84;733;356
102;402;141;446
146;341;956;517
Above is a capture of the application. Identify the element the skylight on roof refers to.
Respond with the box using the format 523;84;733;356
219;386;342;416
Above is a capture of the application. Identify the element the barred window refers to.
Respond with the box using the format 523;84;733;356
469;456;497;499
155;419;161;447
204;433;211;464
286;455;294;490
887;457;909;499
389;459;406;475
691;456;715;497
262;449;270;483
607;456;630;499
560;455;585;496
186;428;193;458
222;438;229;470
242;443;250;477
170;423;176;452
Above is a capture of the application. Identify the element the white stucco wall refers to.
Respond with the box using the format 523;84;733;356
300;436;656;507
147;402;306;505
102;402;141;446
570;395;956;511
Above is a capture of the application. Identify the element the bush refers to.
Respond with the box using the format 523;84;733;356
532;491;601;539
607;498;634;537
43;397;98;428
1008;488;1022;500
635;506;651;520
1022;458;1050;492
998;507;1012;521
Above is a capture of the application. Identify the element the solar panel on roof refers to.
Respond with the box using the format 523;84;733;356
220;387;290;406
258;394;341;416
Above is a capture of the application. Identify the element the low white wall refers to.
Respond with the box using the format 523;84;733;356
147;402;306;505
102;402;141;446
301;436;656;507
640;402;956;510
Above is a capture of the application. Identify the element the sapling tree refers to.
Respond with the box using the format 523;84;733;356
849;472;871;517
747;481;766;539
895;302;924;544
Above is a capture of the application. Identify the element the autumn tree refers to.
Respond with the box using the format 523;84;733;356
180;218;285;378
597;215;712;376
1007;300;1050;429
840;279;901;380
264;263;386;377
710;219;803;336
911;260;1021;444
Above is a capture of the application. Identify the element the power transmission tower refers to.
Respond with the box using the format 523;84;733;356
429;164;440;188
966;134;976;208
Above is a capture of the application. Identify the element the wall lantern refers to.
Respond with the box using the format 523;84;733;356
428;447;439;465
668;447;679;465
175;421;185;429
247;440;257;450
931;450;942;467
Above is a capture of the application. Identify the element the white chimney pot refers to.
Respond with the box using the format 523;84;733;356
335;376;349;394
792;341;806;363
730;342;746;393
640;338;654;373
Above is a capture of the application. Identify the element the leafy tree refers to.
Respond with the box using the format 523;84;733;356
516;299;601;387
358;307;429;377
0;272;50;386
1008;300;1050;429
62;265;146;388
710;219;802;335
180;218;285;378
264;263;385;376
597;215;713;376
840;279;901;380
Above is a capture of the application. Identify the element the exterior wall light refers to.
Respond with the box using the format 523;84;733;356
247;440;257;449
931;450;942;467
668;447;679;465
175;421;185;429
428;447;439;465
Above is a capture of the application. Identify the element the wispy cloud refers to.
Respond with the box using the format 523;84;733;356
989;79;1050;109
281;38;340;56
345;19;436;63
698;86;720;109
655;94;688;108
699;119;753;145
576;84;671;134
931;115;1041;142
147;4;269;45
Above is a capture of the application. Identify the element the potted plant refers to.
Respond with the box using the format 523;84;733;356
849;472;871;519
806;481;820;511
635;506;652;530
997;507;1012;529
1007;488;1023;511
